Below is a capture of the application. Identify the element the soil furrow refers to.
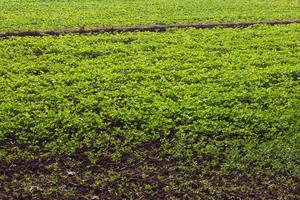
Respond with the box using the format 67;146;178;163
1;20;300;38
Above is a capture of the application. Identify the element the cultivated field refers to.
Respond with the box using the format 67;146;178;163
0;1;300;199
0;0;300;31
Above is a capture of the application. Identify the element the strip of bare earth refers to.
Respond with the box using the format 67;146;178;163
1;20;300;38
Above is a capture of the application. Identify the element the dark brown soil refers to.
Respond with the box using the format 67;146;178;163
1;141;299;199
1;20;300;38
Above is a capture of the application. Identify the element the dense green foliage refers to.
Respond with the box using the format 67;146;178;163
0;24;299;198
0;0;300;32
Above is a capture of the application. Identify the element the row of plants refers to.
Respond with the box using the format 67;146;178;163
1;0;300;32
0;24;299;198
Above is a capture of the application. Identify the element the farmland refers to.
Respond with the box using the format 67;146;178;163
0;0;300;32
1;0;300;198
1;23;300;198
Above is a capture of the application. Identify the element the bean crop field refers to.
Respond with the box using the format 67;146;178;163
0;0;300;199
1;0;300;32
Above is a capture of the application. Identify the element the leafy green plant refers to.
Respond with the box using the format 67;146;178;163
0;24;299;198
0;0;300;32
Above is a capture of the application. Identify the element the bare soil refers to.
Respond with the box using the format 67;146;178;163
1;20;300;38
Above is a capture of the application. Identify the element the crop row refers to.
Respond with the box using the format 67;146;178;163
0;24;299;198
1;0;300;32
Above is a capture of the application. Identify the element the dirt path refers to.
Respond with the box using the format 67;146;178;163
1;20;300;38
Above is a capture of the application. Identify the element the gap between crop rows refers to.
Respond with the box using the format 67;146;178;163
1;19;300;38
